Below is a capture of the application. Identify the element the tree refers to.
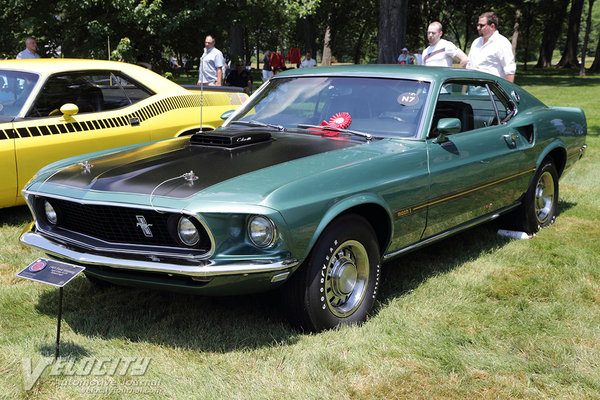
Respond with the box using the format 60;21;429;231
590;36;600;72
378;0;408;64
579;0;595;75
557;0;585;68
535;0;570;67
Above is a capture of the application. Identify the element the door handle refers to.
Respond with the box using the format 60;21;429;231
503;133;518;148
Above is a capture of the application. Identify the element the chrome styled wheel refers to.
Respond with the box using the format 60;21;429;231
281;214;381;332
325;240;369;317
512;159;559;234
534;171;555;224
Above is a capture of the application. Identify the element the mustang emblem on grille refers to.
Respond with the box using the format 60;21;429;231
135;215;153;237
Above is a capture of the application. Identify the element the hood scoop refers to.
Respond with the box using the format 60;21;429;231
190;130;272;148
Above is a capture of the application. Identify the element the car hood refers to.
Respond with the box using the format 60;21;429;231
36;130;374;201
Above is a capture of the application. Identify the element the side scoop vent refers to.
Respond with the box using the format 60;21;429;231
190;131;272;148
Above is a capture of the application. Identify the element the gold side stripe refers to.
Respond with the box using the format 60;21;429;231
396;168;536;217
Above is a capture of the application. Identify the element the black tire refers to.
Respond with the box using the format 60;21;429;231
515;159;559;234
281;214;381;332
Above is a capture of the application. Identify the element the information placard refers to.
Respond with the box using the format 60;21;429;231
17;258;85;287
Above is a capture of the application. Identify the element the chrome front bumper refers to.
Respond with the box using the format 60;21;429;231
20;230;299;279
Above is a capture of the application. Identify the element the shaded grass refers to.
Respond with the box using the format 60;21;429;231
1;71;599;399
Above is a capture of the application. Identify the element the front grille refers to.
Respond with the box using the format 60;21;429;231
39;197;210;250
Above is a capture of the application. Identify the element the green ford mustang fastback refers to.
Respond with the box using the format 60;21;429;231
20;65;587;331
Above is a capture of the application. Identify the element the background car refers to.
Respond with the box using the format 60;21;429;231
20;65;587;331
0;59;247;208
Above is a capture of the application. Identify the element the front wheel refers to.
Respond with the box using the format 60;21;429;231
516;159;559;234
282;214;381;332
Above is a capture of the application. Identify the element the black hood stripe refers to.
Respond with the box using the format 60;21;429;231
44;132;361;198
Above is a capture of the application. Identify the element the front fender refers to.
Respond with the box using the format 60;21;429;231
305;193;393;259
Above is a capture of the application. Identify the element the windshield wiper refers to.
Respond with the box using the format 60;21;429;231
297;124;373;141
230;120;286;131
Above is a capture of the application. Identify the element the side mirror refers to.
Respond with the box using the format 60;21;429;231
60;103;79;116
220;109;235;120
434;118;461;143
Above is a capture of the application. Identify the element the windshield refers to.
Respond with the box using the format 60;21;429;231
222;76;430;138
0;70;39;118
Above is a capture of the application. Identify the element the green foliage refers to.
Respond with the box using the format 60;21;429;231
0;70;599;400
110;37;134;62
0;1;598;68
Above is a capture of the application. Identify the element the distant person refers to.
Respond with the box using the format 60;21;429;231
16;37;40;59
226;60;253;94
300;52;317;68
397;48;414;64
413;48;424;65
262;51;272;82
197;35;225;86
423;22;467;67
170;54;180;76
467;11;516;82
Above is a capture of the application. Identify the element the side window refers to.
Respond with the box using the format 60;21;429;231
27;71;154;118
430;81;513;138
0;70;38;118
489;85;515;124
89;73;154;108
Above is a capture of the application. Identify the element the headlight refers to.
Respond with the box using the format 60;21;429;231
178;216;200;246
248;215;276;248
44;201;57;225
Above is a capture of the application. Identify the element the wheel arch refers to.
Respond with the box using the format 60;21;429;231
536;141;567;177
307;195;393;258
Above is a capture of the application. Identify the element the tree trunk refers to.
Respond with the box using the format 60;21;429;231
322;22;332;66
580;0;595;76
377;0;408;64
244;28;251;65
303;17;317;57
523;6;531;71
536;0;570;68
353;20;369;64
589;30;600;72
230;23;244;61
557;0;585;69
256;36;260;70
511;9;521;57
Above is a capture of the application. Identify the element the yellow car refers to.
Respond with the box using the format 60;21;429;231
0;58;247;208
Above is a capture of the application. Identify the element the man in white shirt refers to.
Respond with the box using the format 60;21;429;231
422;22;467;67
197;35;225;86
467;11;516;82
16;37;40;59
300;52;317;68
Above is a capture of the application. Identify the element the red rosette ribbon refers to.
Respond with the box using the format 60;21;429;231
308;112;352;136
328;112;352;129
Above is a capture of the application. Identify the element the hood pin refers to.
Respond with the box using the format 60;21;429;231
183;170;199;186
78;161;93;174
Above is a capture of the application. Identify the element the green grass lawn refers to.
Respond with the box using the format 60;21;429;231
0;69;598;399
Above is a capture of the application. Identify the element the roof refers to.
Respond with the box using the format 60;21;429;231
0;58;184;92
275;64;506;83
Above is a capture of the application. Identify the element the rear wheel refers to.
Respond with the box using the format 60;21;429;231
515;159;559;234
282;214;381;332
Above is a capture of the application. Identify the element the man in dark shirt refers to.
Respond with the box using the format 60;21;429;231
226;61;253;94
